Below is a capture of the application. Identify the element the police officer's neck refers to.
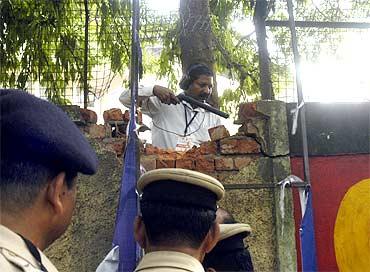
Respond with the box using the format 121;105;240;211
1;207;52;250
146;244;204;261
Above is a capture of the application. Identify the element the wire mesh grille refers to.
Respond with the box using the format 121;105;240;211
1;0;369;104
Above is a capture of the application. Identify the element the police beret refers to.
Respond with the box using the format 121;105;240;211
208;223;252;253
219;223;252;241
0;89;98;175
137;168;224;211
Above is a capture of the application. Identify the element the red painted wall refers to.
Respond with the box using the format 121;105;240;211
290;154;370;271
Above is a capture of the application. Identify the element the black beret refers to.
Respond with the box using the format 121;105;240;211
0;89;98;175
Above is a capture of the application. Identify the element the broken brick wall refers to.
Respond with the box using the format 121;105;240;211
47;102;296;272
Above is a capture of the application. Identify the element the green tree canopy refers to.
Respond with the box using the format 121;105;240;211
1;0;369;110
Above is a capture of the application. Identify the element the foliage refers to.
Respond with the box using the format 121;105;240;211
0;0;133;104
1;0;369;108
153;0;370;114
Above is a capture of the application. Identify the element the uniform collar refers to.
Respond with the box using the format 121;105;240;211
0;225;59;272
135;251;205;272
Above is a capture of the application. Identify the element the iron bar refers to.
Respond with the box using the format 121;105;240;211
83;0;89;109
224;182;309;190
286;0;311;185
266;20;370;29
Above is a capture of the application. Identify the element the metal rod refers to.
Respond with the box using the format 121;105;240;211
266;20;370;29
83;0;89;109
286;0;311;185
224;182;309;190
130;0;140;187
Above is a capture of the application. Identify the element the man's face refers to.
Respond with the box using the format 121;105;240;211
186;75;213;102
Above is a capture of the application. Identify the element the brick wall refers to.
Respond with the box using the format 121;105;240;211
47;102;296;272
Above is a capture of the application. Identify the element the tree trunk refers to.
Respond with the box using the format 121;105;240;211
254;0;275;100
179;0;218;108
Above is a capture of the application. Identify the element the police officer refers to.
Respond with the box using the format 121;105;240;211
0;89;98;271
133;168;225;272
203;221;254;272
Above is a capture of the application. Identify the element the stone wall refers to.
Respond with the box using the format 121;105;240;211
46;102;296;271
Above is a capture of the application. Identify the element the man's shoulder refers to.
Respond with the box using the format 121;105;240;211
0;226;59;272
0;243;59;272
0;247;38;272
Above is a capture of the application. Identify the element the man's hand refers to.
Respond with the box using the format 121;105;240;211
153;85;180;105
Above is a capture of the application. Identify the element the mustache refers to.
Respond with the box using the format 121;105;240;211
199;93;210;100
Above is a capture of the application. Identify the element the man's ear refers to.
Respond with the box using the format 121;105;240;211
46;172;67;215
203;222;220;254
134;216;147;249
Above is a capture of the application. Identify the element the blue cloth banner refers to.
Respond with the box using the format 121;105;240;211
300;188;318;272
112;1;142;270
112;119;139;272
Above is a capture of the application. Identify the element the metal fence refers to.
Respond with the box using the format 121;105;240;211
1;0;369;104
267;0;370;102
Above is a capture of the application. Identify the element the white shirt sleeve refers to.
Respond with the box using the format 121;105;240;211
119;85;162;117
215;115;222;126
95;246;119;272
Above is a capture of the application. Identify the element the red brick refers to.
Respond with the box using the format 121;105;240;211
123;110;143;124
220;137;260;154
156;159;175;168
215;157;234;170
103;108;123;123
238;120;258;136
145;144;159;155
176;159;195;169
235;103;267;124
158;152;178;161
208;125;230;141
80;108;97;124
199;141;217;155
85;124;107;138
234;157;253;170
140;157;157;171
195;157;215;172
123;110;130;122
183;146;201;160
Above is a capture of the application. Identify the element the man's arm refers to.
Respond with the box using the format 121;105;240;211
119;85;180;116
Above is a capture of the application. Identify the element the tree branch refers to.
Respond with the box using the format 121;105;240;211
212;34;258;87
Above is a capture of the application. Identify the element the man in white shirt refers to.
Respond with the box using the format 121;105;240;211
119;63;221;150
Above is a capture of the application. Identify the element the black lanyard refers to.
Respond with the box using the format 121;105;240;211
18;234;48;272
183;104;198;136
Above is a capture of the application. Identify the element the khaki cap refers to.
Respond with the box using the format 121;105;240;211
219;223;252;241
137;168;225;200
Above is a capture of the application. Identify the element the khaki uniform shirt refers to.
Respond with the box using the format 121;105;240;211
0;225;59;272
134;251;205;272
